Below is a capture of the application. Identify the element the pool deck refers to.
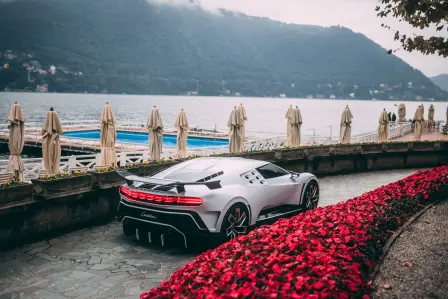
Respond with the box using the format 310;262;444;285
26;125;232;140
0;125;237;157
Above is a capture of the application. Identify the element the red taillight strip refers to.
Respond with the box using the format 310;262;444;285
119;186;203;206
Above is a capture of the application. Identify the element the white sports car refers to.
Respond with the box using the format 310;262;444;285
117;157;319;248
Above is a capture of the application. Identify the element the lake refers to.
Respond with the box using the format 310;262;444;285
1;92;447;139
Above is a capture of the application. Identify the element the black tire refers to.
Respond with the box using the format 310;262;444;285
301;180;319;211
220;203;250;241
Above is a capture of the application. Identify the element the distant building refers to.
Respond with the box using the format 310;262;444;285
3;63;9;69
279;94;286;98
36;84;48;92
349;93;355;98
329;94;336;99
306;94;313;99
49;65;56;75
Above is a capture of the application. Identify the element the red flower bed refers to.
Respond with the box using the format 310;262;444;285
141;166;448;299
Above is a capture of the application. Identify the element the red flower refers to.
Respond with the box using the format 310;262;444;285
140;166;448;299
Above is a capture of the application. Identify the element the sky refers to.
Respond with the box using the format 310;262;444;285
156;0;448;77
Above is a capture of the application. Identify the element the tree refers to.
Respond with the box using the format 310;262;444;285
376;0;448;57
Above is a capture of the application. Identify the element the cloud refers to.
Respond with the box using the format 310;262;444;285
147;0;222;15
196;0;448;77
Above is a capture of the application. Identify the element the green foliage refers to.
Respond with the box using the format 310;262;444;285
376;0;448;57
0;0;446;99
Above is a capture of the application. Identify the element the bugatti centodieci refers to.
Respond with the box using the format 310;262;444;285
117;157;319;248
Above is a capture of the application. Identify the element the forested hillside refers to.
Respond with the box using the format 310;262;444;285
0;0;445;100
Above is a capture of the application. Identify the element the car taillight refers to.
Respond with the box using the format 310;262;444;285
119;186;203;206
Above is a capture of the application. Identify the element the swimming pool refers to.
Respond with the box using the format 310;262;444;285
63;130;229;148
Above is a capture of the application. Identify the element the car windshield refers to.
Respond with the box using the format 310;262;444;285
256;163;289;179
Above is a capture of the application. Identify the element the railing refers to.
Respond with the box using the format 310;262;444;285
0;121;428;181
351;122;413;143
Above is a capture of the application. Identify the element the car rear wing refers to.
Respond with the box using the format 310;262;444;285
117;170;222;193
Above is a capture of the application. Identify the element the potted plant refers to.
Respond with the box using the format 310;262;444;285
89;167;125;189
31;171;92;199
0;180;33;205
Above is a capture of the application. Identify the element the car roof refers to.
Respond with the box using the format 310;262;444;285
152;157;268;182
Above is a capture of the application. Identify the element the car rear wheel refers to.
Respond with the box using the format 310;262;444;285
301;180;319;211
221;203;249;241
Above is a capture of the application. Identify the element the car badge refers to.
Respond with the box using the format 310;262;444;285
141;211;157;220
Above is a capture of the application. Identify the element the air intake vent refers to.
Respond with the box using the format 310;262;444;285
140;183;158;190
153;185;175;192
196;171;224;182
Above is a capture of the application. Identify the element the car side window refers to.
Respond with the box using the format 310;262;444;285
256;163;289;179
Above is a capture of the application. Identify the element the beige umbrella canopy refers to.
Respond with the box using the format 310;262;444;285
285;105;294;147
41;108;64;176
228;107;242;154
147;106;164;161
100;102;117;168
398;103;406;123
378;109;389;142
413;105;424;140
174;109;189;159
7;103;25;181
238;103;248;141
290;106;302;147
427;104;435;131
446;106;448;125
339;105;353;144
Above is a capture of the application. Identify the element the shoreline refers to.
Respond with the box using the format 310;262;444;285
1;91;447;103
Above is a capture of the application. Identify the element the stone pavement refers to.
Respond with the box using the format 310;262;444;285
0;169;424;299
372;199;448;299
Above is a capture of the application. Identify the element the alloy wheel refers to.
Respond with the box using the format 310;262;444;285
303;181;319;211
224;206;249;240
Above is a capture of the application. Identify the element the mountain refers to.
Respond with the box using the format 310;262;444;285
431;74;448;92
0;0;446;100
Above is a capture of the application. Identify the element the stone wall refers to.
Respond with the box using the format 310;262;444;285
0;141;447;250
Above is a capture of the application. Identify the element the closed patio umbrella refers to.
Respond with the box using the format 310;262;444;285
428;104;435;132
228;106;242;154
147;106;163;161
378;109;389;142
290;106;302;147
285;105;294;147
100;102;117;168
7;102;25;181
238;103;247;152
41;107;63;176
413;105;424;140
238;103;248;140
398;103;406;123
446;106;448;125
339;105;353;144
175;109;189;159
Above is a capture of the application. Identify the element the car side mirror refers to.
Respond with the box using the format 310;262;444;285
290;172;300;179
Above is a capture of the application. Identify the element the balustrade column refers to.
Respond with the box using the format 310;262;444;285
68;156;77;168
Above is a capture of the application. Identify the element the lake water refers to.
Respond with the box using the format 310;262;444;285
1;92;447;139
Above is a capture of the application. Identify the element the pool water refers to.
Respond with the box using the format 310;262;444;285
63;130;229;148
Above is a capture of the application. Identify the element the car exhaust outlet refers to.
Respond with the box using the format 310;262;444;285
161;234;165;246
135;228;140;241
148;232;152;243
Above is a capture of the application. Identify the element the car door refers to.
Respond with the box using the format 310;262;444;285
256;163;298;208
